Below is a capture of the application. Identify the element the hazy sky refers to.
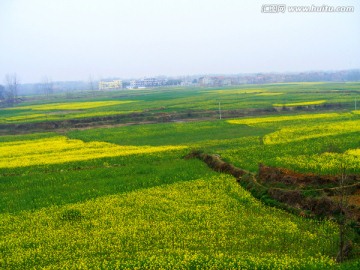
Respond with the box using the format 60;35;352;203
0;0;359;83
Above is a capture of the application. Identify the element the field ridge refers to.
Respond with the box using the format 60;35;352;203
186;150;360;230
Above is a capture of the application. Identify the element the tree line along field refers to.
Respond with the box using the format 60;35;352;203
0;82;360;269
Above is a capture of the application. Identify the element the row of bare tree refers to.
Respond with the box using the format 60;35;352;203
0;74;20;106
0;74;100;107
0;74;57;107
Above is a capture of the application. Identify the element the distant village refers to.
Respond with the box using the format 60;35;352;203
98;69;360;90
12;69;360;95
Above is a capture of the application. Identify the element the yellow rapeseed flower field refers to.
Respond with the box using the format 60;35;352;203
0;176;338;269
0;136;186;168
264;119;360;145
5;100;134;111
273;100;326;107
276;149;360;173
227;113;339;126
255;92;284;96
205;89;266;95
3;113;48;122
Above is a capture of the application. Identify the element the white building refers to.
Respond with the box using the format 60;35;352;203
98;80;122;90
129;78;166;89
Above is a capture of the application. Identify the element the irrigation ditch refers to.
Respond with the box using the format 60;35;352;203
185;150;360;260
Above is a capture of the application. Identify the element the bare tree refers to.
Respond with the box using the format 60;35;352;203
0;84;6;108
41;76;54;97
0;84;5;101
5;73;20;106
88;74;95;91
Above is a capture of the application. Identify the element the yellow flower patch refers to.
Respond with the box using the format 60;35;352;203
227;113;339;126
273;100;326;107
5;100;134;111
0;136;186;168
264;119;360;145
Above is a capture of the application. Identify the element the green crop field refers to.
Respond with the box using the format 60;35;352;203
1;82;360;269
1;82;359;124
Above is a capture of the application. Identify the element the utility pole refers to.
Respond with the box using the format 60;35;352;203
218;102;222;120
355;97;357;111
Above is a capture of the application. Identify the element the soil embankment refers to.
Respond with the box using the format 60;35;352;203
186;150;360;225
